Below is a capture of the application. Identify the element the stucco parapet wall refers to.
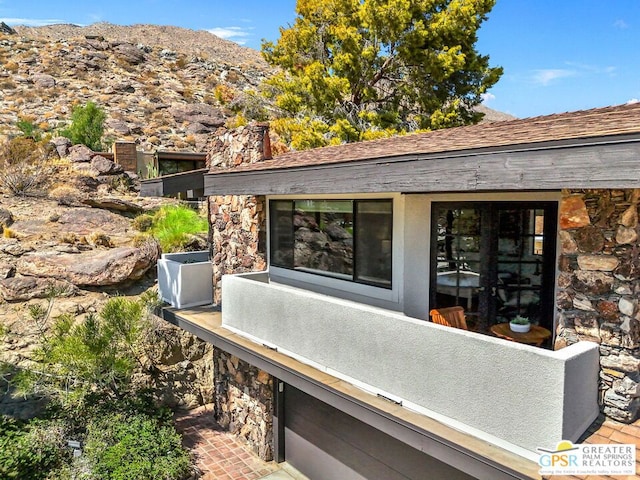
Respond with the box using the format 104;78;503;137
221;272;600;459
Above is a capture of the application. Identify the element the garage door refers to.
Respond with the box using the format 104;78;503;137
284;385;475;480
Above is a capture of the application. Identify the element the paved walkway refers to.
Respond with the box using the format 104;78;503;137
174;404;306;480
543;414;640;480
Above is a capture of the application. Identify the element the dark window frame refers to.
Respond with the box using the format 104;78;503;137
269;198;393;289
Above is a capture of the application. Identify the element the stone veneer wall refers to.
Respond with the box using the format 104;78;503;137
556;189;640;422
207;123;271;170
207;123;273;460
209;195;266;305
213;350;273;460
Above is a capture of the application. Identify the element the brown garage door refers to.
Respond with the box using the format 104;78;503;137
284;385;475;480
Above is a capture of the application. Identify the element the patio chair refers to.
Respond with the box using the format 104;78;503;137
429;306;468;330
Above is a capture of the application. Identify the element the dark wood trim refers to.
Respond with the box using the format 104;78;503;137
273;378;285;463
204;139;640;196
139;168;207;197
157;151;207;161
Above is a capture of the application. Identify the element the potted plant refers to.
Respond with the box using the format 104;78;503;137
509;315;531;333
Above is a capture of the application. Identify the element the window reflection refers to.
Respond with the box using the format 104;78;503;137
269;199;393;288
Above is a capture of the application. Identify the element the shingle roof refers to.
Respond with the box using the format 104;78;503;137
213;102;640;175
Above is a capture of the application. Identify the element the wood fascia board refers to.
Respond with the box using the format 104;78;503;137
204;139;640;196
139;168;207;197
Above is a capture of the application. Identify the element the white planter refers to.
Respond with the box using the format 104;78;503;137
157;250;213;309
509;322;531;333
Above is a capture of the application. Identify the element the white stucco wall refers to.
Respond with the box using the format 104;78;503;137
222;272;600;458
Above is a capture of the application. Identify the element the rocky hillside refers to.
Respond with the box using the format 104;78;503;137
0;23;273;152
0;149;213;417
0;23;512;155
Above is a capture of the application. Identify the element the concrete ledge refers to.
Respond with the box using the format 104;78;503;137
221;272;600;457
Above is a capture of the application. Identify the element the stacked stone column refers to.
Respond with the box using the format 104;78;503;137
556;189;640;422
207;124;273;459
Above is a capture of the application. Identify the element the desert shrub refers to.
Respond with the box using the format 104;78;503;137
59;101;106;151
0;416;69;480
17;118;42;141
89;232;113;248
82;411;190;480
229;89;269;121
213;84;235;105
3;61;18;72
49;185;85;206
59;232;78;244
148;204;208;253
15;296;148;410
132;213;153;232
0;136;50;195
226;113;248;129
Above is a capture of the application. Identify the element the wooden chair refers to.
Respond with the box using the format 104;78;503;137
429;306;468;330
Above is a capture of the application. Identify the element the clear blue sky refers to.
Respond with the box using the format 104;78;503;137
4;0;640;118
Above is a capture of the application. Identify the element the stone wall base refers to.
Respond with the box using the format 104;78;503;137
213;349;274;460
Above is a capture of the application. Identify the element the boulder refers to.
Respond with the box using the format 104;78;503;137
0;208;13;227
91;155;124;175
50;137;71;158
106;119;131;135
115;43;146;65
169;103;225;127
68;144;95;163
82;197;144;214
0;275;77;301
0;21;16;35
56;207;131;236
30;73;56;89
17;247;156;286
0;261;14;279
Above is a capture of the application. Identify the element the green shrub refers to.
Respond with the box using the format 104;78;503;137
15;297;148;410
83;411;190;480
17;118;42;141
60;101;106;151
149;205;207;253
0;416;68;480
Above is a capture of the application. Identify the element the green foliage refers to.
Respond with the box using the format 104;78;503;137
147;204;208;253
0;416;68;480
60;101;106;151
17;118;42;141
82;411;190;480
16;297;147;410
262;0;503;148
4;294;192;480
511;315;530;325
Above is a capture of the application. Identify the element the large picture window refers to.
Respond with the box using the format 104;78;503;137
269;199;393;288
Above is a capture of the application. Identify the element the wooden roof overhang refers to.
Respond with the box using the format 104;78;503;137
204;133;640;196
140;168;207;197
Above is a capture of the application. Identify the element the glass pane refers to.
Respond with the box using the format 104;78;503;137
293;200;354;278
434;207;482;317
355;200;392;287
269;200;294;268
497;207;543;324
